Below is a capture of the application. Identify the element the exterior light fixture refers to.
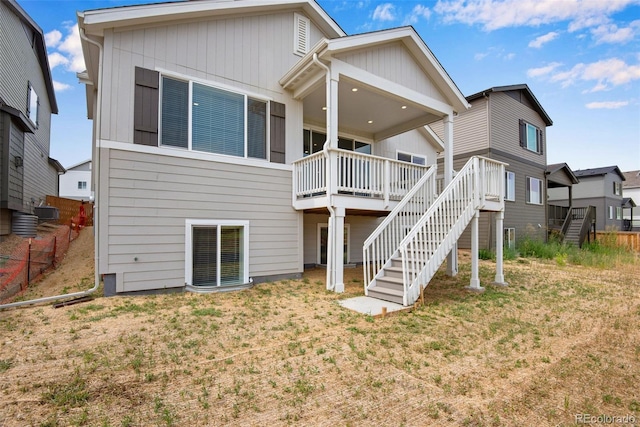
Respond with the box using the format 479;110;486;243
351;88;358;92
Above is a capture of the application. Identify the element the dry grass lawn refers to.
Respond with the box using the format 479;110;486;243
0;229;639;426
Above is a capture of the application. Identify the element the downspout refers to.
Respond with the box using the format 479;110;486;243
312;53;335;291
0;26;103;310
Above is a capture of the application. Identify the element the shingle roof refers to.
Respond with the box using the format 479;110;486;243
574;166;625;181
466;84;552;126
622;170;640;188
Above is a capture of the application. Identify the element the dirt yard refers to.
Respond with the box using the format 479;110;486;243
0;231;638;426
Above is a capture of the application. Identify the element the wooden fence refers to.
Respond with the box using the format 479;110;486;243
45;195;94;227
595;231;640;252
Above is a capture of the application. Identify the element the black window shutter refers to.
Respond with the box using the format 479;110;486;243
270;101;286;164
134;67;159;146
518;119;525;148
537;128;543;154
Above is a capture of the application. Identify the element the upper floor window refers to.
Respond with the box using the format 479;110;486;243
78;181;87;190
526;177;543;205
613;182;622;196
519;119;542;154
27;82;39;126
160;76;267;160
397;151;426;165
505;171;515;201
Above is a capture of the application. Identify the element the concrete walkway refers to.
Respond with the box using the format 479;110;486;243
337;296;410;317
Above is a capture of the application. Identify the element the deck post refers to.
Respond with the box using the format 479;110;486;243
468;211;482;290
444;114;458;277
493;210;508;286
332;207;345;293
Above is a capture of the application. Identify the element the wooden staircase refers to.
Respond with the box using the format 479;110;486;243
363;156;505;306
564;219;582;246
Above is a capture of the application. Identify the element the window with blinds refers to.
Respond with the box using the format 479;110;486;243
190;223;246;287
160;76;267;159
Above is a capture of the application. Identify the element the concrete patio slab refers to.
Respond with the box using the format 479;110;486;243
337;296;410;317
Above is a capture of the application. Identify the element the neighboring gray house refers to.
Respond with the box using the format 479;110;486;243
0;0;63;239
622;170;640;230
59;159;92;201
78;0;506;304
548;166;626;231
432;84;553;249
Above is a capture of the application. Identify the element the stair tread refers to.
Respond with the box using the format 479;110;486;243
368;286;404;296
376;276;404;285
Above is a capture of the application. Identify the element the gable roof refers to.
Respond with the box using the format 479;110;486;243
79;0;344;38
466;84;552;126
546;162;579;185
3;0;58;114
622;170;640;188
66;159;92;171
574;166;626;181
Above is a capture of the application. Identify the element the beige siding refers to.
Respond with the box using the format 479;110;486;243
490;92;547;166
101;148;302;292
430;97;489;156
335;42;448;104
570;177;605;199
303;213;382;265
100;11;324;152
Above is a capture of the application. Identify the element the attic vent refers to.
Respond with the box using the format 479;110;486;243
294;13;310;56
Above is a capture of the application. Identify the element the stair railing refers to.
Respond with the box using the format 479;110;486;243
578;205;597;246
398;157;504;305
363;165;438;292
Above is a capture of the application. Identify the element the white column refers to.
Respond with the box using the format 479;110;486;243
468;211;482;290
493;210;508;286
333;207;345;293
443;114;458;277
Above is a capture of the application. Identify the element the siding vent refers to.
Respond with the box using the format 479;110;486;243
294;13;310;56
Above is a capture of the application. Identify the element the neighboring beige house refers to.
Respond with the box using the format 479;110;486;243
431;84;553;250
78;0;505;305
0;0;63;239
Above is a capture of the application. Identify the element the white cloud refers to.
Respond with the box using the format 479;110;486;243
548;58;640;91
529;31;559;48
585;101;629;109
504;53;515;60
47;24;85;74
45;29;62;48
373;3;396;21
53;81;72;92
404;4;432;25
433;0;637;32
527;62;562;78
591;20;640;44
474;52;489;61
48;52;69;70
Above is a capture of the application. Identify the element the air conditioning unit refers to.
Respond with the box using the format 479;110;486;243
34;206;60;221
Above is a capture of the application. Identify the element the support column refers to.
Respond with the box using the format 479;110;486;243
333;207;345;293
443;114;458;276
467;211;483;291
493;210;508;286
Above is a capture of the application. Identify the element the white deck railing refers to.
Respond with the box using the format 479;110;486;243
292;148;428;204
398;156;505;305
362;165;438;291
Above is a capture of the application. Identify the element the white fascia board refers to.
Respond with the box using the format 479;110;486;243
66;159;93;170
324;28;469;114
330;58;454;117
81;0;343;38
420;125;445;152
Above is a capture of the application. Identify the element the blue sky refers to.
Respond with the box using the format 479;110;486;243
18;0;640;172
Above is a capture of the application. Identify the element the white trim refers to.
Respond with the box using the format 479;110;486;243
504;227;515;249
317;223;350;265
526;176;543;205
99;140;292;172
185;219;250;287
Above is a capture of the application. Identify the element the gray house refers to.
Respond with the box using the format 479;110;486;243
78;0;506;305
432;84;553;249
0;0;63;239
549;166;626;231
